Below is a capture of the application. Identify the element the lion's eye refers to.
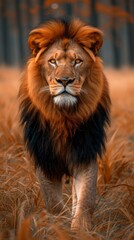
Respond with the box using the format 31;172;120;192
49;59;56;65
75;59;83;65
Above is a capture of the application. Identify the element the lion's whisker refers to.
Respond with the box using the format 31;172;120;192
69;87;88;95
39;86;50;94
51;87;64;91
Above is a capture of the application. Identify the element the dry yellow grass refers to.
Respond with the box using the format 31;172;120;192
0;66;134;239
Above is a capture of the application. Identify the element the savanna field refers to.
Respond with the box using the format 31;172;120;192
0;67;134;240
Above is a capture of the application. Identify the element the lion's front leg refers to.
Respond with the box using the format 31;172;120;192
36;168;64;215
71;160;98;232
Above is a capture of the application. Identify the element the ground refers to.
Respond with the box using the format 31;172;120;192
0;67;134;239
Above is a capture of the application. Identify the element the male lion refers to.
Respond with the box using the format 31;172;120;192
19;19;111;231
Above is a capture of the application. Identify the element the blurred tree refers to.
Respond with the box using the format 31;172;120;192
125;0;134;65
1;1;10;65
90;0;98;26
111;0;121;67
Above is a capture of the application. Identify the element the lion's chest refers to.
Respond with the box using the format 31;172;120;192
23;103;108;181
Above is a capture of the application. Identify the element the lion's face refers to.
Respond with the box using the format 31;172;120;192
40;40;92;107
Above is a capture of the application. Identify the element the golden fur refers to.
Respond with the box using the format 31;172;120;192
19;19;111;231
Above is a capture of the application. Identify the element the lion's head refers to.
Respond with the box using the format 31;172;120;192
20;19;110;127
27;19;104;108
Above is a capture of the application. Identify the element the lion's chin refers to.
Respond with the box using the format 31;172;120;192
53;94;77;107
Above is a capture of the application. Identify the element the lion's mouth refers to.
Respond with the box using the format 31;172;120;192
55;90;75;97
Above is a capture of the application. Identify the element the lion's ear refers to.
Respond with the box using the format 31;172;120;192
28;30;43;57
80;28;103;61
89;29;103;55
75;24;103;56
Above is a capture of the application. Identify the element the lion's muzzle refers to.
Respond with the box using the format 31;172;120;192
55;77;75;87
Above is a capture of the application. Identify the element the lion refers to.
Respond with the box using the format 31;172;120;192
19;19;111;231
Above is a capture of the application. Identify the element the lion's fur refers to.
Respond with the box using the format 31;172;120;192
19;19;111;230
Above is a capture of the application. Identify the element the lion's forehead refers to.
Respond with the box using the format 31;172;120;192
44;40;87;62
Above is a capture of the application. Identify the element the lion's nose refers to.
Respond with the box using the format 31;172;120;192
55;77;75;87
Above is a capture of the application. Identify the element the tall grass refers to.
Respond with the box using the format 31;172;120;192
0;67;134;239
